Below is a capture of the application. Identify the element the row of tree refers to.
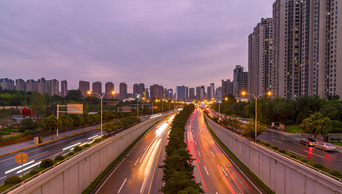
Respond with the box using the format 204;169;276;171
213;95;342;128
160;104;203;193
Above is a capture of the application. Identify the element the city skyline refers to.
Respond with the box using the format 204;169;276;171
0;0;274;90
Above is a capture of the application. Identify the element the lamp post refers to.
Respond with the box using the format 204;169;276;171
242;91;272;142
87;90;115;138
218;97;228;118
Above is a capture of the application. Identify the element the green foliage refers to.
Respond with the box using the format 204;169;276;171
41;115;62;133
83;144;90;148
241;120;266;140
329;170;342;177
313;163;324;169
67;151;75;156
73;146;82;152
299;112;333;139
40;159;54;168
54;155;65;161
30;169;40;175
284;125;304;134
160;104;203;194
279;149;286;154
270;145;279;150
23;129;33;136
290;154;297;159
4;176;21;185
301;159;308;163
20;118;38;130
265;142;271;146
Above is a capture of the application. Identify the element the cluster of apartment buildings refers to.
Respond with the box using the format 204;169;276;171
0;78;68;96
249;0;342;99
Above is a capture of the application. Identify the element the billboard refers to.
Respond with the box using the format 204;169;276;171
67;104;83;114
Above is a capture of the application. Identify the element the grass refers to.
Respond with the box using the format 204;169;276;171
285;125;304;134
330;142;342;146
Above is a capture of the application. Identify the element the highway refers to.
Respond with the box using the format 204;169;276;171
187;108;263;194
0;129;102;185
93;114;175;194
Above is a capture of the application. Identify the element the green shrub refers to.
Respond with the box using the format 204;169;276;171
73;146;82;152
30;169;39;175
301;159;308;163
313;163;324;169
40;159;54;168
4;176;21;185
94;138;101;143
265;142;271;146
279;149;286;154
83;144;90;148
329;170;342;177
23;129;33;136
67;152;75;156
54;155;64;161
290;154;297;159
330;138;336;142
270;145;279;150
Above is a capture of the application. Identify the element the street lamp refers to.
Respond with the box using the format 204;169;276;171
241;91;272;142
218;97;228;118
87;90;116;138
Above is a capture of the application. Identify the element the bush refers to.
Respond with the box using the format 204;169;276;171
313;163;324;169
40;159;54;168
83;144;90;148
279;149;286;154
329;170;342;177
264;142;271;146
30;169;40;175
94;138;101;143
54;155;64;161
23;129;33;136
290;154;297;159
4;176;21;185
301;159;308;163
67;152;75;156
270;145;279;150
73;146;82;152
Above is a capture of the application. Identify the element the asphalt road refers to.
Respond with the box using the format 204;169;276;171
258;130;342;172
187;108;263;194
93;114;175;194
0;129;102;185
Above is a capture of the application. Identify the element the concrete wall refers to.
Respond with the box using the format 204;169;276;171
9;117;160;194
207;118;342;194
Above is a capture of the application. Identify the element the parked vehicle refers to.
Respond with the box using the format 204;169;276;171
315;142;336;152
299;138;316;146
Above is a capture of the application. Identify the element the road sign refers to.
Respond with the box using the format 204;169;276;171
15;152;28;164
67;104;83;114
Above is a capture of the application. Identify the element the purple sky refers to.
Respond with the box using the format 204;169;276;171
0;0;274;92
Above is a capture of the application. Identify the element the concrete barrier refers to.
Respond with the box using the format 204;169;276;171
8;117;161;194
207;118;342;194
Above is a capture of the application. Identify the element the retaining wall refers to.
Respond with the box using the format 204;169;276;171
207;117;342;194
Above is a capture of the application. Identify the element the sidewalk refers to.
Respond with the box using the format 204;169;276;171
265;128;342;153
0;125;100;156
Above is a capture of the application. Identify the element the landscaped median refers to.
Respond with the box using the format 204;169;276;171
0;116;157;194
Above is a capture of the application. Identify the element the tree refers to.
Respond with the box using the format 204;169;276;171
41;115;62;140
66;90;83;102
241;120;266;140
299;112;333;141
30;93;46;117
59;114;73;134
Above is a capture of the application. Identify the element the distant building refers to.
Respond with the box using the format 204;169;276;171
61;80;68;96
145;89;149;100
15;79;26;91
177;85;188;101
79;81;90;96
215;87;222;100
233;65;248;97
37;78;47;94
138;83;145;98
105;82;114;99
92;81;102;95
165;88;173;100
196;86;204;100
189;88;195;100
26;79;38;92
119;82;128;100
48;79;59;96
0;78;15;90
150;84;164;99
208;83;215;100
133;84;139;98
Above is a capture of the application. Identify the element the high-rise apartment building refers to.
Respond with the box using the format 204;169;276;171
105;82;114;99
150;84;164;99
119;82;128;100
48;79;59;96
196;86;204;100
133;84;139;98
92;81;102;95
0;78;15;90
15;79;26;91
208;83;215;100
138;83;145;98
176;85;188;101
26;79;38;92
189;88;195;100
79;81;90;96
222;79;233;97
233;65;248;97
61;80;67;97
248;18;274;96
165;88;173;100
145;89;150;100
37;78;47;94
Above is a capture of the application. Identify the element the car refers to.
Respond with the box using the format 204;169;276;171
315;142;336;152
299;138;316;146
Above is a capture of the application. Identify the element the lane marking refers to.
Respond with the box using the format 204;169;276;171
221;166;228;176
0;156;14;163
303;150;325;159
204;166;209;176
194;141;197;145
211;151;215;157
288;150;307;158
205;142;208;146
198;151;201;157
272;139;283;144
16;161;42;174
0;176;6;181
134;158;140;165
140;178;147;193
5;160;35;174
62;142;81;150
30;151;49;159
118;178;127;193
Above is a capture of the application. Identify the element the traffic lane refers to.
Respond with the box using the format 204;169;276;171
0;130;101;184
188;110;261;194
258;131;342;172
95;116;173;194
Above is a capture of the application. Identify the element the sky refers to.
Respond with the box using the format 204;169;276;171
0;0;274;93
